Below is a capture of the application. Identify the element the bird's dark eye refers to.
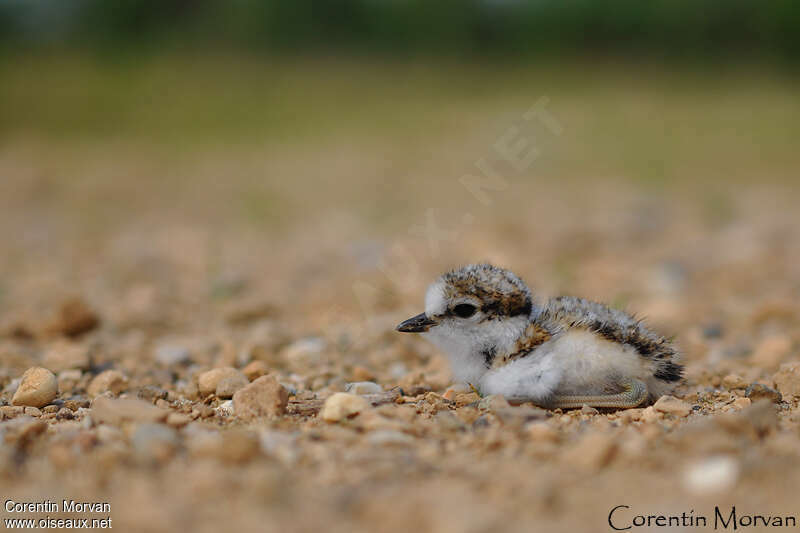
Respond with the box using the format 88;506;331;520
453;303;477;318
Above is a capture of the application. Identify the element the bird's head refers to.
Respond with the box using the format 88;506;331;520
396;264;535;380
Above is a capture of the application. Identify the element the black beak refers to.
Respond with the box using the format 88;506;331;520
396;312;437;333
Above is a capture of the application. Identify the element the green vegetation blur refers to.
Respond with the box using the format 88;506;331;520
1;0;798;218
1;0;799;61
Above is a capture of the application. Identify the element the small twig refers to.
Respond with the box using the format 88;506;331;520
287;387;402;416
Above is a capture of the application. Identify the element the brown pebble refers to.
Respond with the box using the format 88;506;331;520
640;406;662;423
63;398;90;411
580;405;599;415
242;360;270;382
351;365;376;382
731;397;751;410
454;392;481;407
45;298;100;338
619;408;643;423
233;375;289;421
722;374;747;390
653;395;691;417
23;406;42;417
216;374;250;399
155;398;171;409
87;370;129;398
198;367;247;397
136;385;169;403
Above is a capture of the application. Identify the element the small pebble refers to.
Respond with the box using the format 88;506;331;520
320;392;369;422
639;406;662;423
198;367;247;397
731;397;751;410
477;394;510;411
12;367;58;408
453;392;481;407
216;399;235;417
653;395;691;417
242;360;270;382
345;381;383;395
350;365;375;382
619;408;643;423
45;298;99;337
745;383;782;403
87;370;129;398
216;374;250;399
721;374;747;390
232;375;289;421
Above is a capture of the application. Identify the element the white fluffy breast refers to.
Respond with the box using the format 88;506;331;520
531;329;647;396
479;329;650;400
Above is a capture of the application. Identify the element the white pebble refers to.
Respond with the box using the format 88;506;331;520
683;456;739;494
345;381;383;395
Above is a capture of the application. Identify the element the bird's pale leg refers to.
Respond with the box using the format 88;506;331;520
542;378;648;409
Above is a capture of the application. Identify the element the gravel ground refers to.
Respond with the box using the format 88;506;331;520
1;171;799;533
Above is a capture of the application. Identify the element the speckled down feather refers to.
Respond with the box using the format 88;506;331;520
535;296;683;383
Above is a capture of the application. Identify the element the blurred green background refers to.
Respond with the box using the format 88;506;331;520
3;0;800;61
1;1;798;239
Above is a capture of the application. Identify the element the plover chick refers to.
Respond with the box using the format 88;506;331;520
396;264;682;409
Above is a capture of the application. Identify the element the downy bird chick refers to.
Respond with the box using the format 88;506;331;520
396;264;682;409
